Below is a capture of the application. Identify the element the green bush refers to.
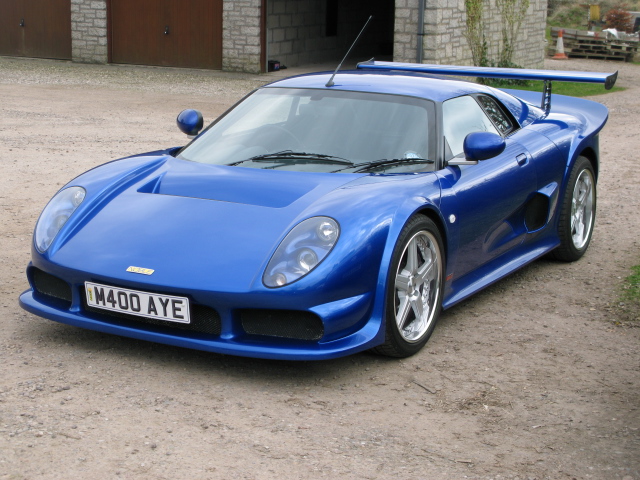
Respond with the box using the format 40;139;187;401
548;5;589;28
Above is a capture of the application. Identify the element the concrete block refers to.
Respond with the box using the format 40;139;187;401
88;27;104;37
272;28;285;43
241;26;260;37
285;27;297;40
280;14;292;27
280;40;293;54
241;7;260;17
273;1;286;15
285;1;297;14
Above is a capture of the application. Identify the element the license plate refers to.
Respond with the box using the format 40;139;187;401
84;282;190;324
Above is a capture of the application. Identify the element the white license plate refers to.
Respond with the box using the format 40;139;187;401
85;282;190;324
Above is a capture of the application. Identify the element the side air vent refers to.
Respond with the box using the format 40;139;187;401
525;193;550;232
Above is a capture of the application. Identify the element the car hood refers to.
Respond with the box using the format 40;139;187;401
142;157;347;208
46;156;368;293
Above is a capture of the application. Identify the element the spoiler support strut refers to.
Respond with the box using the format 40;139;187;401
542;80;552;114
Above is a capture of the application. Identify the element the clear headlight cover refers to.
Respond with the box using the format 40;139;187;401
263;217;340;288
35;186;86;253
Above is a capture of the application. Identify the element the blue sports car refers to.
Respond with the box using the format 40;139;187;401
19;61;617;360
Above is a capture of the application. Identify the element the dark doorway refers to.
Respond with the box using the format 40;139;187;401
340;0;394;60
265;0;394;69
0;0;71;60
110;0;223;69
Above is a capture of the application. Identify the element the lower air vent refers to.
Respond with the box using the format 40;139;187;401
239;309;324;341
32;268;72;308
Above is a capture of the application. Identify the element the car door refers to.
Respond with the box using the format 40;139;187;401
437;94;538;280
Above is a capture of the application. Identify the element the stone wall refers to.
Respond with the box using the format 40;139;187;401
394;0;547;68
70;0;108;64
512;0;548;67
394;0;422;63
223;0;263;73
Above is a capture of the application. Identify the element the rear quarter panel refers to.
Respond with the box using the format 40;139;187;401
503;89;608;176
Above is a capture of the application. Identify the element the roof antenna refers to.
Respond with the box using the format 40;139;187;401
325;15;373;88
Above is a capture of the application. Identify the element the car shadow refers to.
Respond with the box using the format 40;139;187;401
26;315;394;383
23;256;564;385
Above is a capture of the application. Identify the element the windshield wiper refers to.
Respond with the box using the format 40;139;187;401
228;150;353;166
344;157;435;173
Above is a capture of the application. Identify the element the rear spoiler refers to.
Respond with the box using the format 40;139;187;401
357;60;618;114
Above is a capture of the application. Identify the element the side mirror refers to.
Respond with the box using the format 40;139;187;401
176;109;204;136
463;131;506;161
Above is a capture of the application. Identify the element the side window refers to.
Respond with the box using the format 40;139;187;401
477;95;514;135
442;95;498;158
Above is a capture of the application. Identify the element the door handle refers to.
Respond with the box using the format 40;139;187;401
20;18;25;27
516;153;528;166
164;25;170;35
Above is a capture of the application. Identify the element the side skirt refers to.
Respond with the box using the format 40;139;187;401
442;236;559;309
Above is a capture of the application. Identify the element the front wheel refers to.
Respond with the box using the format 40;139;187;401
372;215;445;358
550;156;596;262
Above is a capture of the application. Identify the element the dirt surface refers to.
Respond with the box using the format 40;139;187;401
0;56;638;480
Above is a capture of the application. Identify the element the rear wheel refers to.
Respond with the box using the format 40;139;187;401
550;156;596;261
372;216;444;358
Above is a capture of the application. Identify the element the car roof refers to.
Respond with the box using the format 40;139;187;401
266;70;494;102
264;70;534;125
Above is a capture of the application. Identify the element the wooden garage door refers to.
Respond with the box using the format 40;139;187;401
0;0;71;59
110;0;222;69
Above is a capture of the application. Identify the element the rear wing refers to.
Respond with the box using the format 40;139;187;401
357;60;618;114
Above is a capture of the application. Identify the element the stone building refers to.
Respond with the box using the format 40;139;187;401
0;0;547;73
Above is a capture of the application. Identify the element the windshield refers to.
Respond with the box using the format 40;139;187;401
178;87;436;174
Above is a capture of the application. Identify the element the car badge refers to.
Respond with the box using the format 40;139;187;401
126;266;155;275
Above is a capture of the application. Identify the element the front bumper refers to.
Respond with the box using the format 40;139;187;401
19;266;384;360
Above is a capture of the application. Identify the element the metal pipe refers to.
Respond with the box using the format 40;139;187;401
416;0;425;63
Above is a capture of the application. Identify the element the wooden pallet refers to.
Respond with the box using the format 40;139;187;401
548;26;638;62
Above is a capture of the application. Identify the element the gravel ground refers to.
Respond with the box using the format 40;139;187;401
0;56;638;480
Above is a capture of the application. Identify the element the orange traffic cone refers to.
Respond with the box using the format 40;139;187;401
552;29;569;60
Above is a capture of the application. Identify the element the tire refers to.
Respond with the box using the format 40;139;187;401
549;156;596;262
372;215;445;358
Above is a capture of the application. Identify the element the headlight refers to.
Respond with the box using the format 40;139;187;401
263;216;340;288
34;186;86;253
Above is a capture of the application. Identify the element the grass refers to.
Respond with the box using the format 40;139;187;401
489;80;625;97
617;265;640;323
622;265;640;306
